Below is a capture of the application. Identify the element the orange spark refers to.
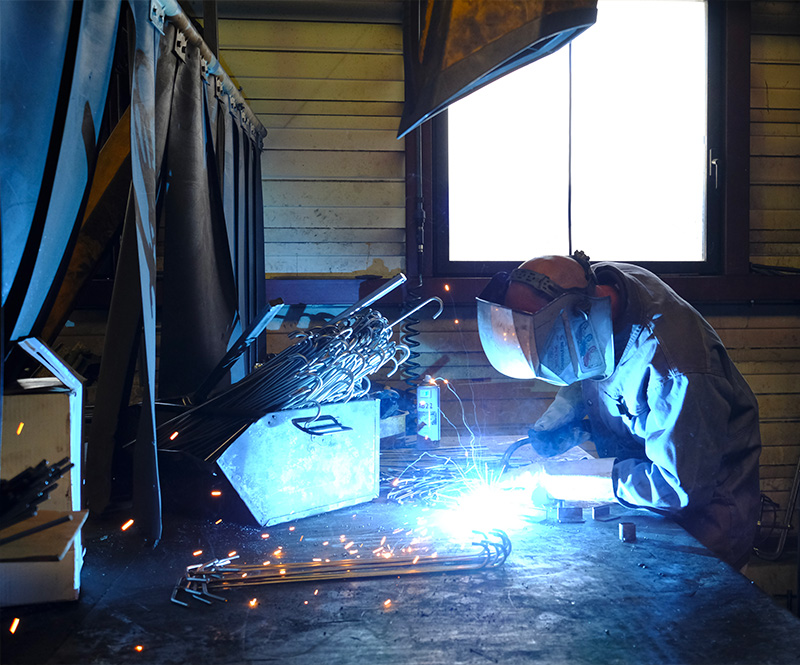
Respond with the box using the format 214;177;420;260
121;519;134;531
9;618;19;634
384;599;392;608
192;550;203;557
135;645;144;652
249;598;258;607
15;423;24;436
210;490;222;497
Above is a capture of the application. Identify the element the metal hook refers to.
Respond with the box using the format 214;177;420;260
389;297;444;329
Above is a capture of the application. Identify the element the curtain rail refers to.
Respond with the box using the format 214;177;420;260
161;0;267;142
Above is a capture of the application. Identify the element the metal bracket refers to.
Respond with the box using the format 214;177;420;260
174;30;188;62
215;77;224;100
149;0;166;34
201;58;209;79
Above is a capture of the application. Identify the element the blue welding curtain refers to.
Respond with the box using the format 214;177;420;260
397;0;597;138
0;0;121;343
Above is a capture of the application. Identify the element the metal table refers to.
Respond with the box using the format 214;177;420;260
6;497;800;665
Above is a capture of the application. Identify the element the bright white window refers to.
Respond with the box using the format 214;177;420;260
446;0;708;264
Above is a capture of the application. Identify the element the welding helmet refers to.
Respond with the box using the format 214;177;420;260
476;253;614;386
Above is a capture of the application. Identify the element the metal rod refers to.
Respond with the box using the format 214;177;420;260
172;531;511;605
331;273;408;324
160;0;267;141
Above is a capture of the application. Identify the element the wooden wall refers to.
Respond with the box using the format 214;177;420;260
750;2;800;269
218;19;406;278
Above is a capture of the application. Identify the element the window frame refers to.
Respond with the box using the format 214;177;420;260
425;0;725;278
398;2;800;306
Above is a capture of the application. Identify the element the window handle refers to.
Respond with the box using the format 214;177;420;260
709;149;720;190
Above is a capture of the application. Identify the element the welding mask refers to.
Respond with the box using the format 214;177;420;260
476;266;614;386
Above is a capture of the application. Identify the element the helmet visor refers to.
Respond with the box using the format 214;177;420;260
477;292;614;386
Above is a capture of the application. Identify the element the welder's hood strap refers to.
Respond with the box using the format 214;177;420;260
478;250;598;307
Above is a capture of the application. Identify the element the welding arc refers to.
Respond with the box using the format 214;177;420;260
171;530;512;606
156;309;410;462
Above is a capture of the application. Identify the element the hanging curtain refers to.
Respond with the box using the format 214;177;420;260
0;0;122;344
1;0;266;543
156;37;238;400
398;0;597;138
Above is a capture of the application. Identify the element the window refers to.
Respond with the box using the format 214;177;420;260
432;0;722;276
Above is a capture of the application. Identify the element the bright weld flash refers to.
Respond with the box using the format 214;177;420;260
9;618;20;634
169;431;179;441
121;519;134;531
249;598;258;607
210;490;222;497
438;482;533;538
135;645;144;652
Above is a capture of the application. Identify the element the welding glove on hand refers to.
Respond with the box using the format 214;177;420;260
529;383;591;457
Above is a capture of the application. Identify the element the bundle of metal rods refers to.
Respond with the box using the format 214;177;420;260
171;530;511;606
158;308;411;462
0;458;75;531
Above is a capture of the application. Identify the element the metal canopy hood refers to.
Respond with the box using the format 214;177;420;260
398;0;597;138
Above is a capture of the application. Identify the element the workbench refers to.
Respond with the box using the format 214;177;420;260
4;496;800;665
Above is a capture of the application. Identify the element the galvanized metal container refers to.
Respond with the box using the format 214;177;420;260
217;399;380;526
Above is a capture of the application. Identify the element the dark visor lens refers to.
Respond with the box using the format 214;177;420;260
477;271;511;305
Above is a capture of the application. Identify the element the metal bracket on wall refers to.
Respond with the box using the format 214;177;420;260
149;0;166;34
174;30;188;62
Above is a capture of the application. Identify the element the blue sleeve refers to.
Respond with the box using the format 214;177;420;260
613;371;731;512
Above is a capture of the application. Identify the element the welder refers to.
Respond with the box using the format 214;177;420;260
477;252;761;570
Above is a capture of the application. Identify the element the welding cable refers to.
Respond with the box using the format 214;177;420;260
498;437;536;476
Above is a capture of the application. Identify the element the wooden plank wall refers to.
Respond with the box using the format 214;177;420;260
747;1;800;526
751;1;800;269
217;19;406;278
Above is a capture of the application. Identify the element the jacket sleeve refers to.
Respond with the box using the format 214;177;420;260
612;371;732;512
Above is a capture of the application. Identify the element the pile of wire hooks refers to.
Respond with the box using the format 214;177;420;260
157;308;413;462
171;529;511;607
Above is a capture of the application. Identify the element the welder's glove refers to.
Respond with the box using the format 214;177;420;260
529;384;591;457
533;383;586;432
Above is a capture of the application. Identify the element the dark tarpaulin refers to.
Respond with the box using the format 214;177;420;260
0;0;121;342
397;0;597;138
85;20;179;517
157;37;237;400
128;0;162;544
